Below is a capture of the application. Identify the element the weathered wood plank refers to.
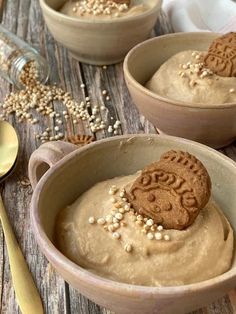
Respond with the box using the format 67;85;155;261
228;289;236;313
207;295;233;314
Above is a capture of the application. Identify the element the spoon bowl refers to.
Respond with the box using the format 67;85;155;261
0;120;18;179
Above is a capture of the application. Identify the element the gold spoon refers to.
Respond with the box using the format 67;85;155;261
0;120;43;314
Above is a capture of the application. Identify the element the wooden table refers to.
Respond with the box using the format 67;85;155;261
0;1;236;313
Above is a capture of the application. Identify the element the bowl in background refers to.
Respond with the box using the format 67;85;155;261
29;135;236;314
39;0;162;65
124;32;236;148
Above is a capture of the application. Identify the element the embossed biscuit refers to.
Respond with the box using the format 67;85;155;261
126;150;211;230
113;0;130;5
217;32;236;45
204;32;236;77
66;134;95;146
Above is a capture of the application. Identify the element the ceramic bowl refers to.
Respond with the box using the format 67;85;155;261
29;134;236;314
39;0;162;65
123;32;236;148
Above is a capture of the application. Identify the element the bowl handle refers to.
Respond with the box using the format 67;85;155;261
28;141;78;190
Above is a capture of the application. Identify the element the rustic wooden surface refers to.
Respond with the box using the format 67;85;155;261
0;1;235;313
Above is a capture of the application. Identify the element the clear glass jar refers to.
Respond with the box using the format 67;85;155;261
0;25;49;88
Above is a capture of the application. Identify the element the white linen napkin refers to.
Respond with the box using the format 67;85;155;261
163;0;236;33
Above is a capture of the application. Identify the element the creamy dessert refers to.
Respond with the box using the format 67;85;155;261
60;0;155;19
146;33;236;105
56;150;234;287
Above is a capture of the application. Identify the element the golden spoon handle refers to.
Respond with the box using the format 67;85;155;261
0;194;44;314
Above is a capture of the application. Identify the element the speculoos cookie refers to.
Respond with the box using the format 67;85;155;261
203;32;236;77
126;150;211;230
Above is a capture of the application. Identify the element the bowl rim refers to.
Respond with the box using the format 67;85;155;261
31;134;236;296
39;0;162;25
123;32;236;110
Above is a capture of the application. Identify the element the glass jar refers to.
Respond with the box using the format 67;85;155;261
0;25;49;88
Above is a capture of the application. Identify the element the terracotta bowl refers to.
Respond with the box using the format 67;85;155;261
39;0;162;65
123;32;236;148
29;134;236;314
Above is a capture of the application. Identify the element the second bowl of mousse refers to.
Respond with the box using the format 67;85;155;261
124;32;236;148
39;0;162;65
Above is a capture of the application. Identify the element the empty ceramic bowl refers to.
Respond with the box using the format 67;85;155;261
123;32;236;148
29;135;236;314
39;0;162;65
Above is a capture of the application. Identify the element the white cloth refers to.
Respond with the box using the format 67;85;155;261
163;0;236;33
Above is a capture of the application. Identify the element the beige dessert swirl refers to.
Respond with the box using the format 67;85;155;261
56;150;234;286
60;0;154;19
146;32;236;105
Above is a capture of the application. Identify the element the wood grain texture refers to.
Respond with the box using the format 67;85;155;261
0;1;235;314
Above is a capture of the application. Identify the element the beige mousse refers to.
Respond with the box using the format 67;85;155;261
29;135;236;314
60;0;153;19
123;33;236;148
146;50;236;105
56;172;234;287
